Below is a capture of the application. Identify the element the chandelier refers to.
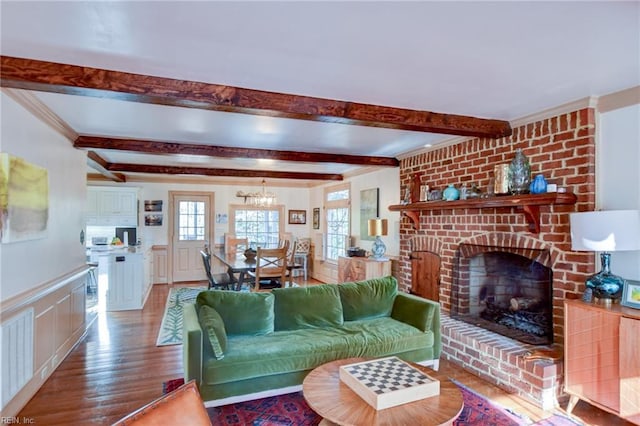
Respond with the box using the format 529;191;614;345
236;179;277;207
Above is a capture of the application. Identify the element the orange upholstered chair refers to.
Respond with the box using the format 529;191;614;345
112;380;211;426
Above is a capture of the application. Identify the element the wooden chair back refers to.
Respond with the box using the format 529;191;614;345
200;250;215;284
295;237;311;254
252;242;289;291
225;237;249;253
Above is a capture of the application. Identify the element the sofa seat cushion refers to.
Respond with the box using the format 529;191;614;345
202;317;432;385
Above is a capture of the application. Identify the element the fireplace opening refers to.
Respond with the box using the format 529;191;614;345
451;244;553;345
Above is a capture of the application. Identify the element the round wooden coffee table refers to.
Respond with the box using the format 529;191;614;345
303;358;463;426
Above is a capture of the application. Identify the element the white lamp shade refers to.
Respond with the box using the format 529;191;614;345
570;210;640;252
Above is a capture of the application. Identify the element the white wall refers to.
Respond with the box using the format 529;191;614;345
598;102;640;280
0;93;87;302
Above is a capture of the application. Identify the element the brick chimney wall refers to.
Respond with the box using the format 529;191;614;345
397;107;597;345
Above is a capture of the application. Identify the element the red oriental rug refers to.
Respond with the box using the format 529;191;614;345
163;378;582;425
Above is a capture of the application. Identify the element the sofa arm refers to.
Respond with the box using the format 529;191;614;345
391;293;441;358
182;303;203;385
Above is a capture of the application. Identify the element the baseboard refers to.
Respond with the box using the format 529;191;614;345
416;358;440;371
203;385;303;408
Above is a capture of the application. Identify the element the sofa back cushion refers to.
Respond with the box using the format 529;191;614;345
338;276;398;321
272;284;344;331
196;290;274;336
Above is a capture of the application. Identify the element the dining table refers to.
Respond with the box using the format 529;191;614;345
211;247;300;291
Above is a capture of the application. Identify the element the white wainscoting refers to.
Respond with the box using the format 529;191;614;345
0;266;90;417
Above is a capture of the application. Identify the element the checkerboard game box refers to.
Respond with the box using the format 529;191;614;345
339;356;440;410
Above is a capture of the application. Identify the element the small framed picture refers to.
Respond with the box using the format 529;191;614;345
621;279;640;309
288;209;306;225
313;207;320;229
144;200;163;212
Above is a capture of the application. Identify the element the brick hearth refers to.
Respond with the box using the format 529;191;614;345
397;108;597;408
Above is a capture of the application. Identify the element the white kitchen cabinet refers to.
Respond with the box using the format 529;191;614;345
106;250;147;311
86;187;138;226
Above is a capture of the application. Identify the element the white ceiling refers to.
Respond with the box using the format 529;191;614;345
1;1;638;184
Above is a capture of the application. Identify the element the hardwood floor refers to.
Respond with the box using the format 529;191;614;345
18;282;632;425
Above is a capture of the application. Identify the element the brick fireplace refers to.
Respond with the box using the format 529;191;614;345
396;107;597;408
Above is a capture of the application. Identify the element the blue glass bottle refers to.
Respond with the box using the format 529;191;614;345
530;174;548;194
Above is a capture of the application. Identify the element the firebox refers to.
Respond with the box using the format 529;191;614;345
451;244;553;345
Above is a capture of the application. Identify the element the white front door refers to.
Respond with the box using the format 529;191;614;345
169;192;214;283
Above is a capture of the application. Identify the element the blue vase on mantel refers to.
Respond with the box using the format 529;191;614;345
530;174;548;194
443;184;460;201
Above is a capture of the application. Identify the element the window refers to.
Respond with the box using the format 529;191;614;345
230;205;285;248
324;183;350;261
178;200;205;240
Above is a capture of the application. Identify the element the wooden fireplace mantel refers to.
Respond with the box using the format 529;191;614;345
388;192;578;234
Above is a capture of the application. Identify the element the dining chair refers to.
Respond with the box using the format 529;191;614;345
112;380;210;426
248;242;289;291
200;250;235;290
225;237;249;253
294;237;312;281
285;240;298;288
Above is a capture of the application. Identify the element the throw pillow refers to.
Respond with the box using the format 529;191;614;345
196;290;274;336
272;284;344;331
338;276;398;321
198;305;226;360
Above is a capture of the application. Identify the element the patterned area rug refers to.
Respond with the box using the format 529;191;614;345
156;287;206;346
163;378;583;425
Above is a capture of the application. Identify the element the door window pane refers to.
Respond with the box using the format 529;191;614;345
326;206;349;260
179;201;205;240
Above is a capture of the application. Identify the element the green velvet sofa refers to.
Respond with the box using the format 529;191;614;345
182;276;441;406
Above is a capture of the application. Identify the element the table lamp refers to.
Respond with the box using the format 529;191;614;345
367;218;388;261
569;210;640;304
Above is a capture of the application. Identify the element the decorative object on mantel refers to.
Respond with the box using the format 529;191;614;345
367;218;388;260
530;174;548;194
420;184;430;202
443;184;460;201
494;164;510;194
508;148;531;194
236;179;277;207
459;183;468;200
428;189;442;201
411;174;422;204
570;210;640;305
468;182;482;199
401;186;411;205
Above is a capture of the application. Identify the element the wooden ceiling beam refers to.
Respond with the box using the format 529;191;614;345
86;151;126;183
107;163;343;181
1;56;512;138
74;135;399;167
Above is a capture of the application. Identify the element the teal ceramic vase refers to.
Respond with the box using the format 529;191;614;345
443;184;460;201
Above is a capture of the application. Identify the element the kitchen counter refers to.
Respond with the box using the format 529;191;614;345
105;249;149;311
87;245;144;253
